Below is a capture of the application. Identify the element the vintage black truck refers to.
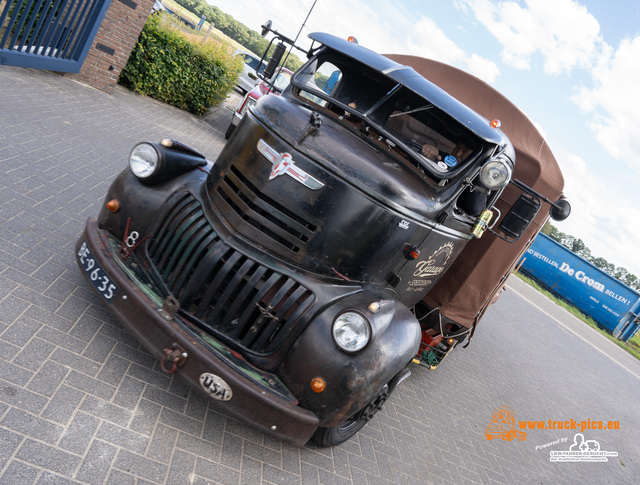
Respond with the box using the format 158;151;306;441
76;31;569;446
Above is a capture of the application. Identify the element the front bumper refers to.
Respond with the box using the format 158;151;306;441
76;217;319;446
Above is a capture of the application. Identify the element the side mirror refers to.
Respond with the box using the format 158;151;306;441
500;179;571;241
263;42;286;79
550;199;571;221
261;20;272;37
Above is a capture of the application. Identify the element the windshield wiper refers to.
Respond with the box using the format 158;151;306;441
364;84;401;117
389;104;434;117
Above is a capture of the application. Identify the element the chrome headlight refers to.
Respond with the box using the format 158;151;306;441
128;140;206;183
129;143;159;179
479;159;512;190
332;312;371;353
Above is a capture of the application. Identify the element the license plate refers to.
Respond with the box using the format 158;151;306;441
77;241;118;303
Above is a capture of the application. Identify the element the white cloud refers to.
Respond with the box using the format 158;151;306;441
465;53;501;83
303;1;502;83
406;17;465;62
403;17;500;83
209;0;500;81
556;151;640;276
459;0;606;75
571;35;640;174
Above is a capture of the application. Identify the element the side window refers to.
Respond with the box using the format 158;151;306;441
272;72;291;91
296;61;342;107
387;113;455;156
320;66;342;94
292;56;391;115
378;91;479;171
305;62;341;95
244;55;259;70
244;55;265;75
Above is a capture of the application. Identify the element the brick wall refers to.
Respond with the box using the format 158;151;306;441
67;0;156;94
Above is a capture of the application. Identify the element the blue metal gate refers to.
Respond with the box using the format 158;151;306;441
0;0;112;73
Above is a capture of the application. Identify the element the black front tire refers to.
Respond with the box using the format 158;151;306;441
313;385;389;447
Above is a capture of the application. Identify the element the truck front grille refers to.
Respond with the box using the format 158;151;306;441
213;164;318;253
147;193;314;355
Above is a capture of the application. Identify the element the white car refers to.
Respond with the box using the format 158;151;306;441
235;50;265;93
225;67;293;139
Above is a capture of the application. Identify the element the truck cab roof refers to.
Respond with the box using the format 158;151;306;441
307;33;508;146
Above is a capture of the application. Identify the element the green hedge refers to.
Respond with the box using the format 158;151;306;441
119;14;242;115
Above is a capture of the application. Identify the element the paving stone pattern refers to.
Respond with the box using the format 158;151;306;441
1;66;638;484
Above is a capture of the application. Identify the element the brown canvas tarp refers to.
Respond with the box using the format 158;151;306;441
386;55;565;328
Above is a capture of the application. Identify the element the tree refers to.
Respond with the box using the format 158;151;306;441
170;2;303;71
614;267;629;282
559;233;574;250
571;238;585;255
578;246;592;263
542;222;564;244
591;257;615;275
623;273;638;290
543;224;639;290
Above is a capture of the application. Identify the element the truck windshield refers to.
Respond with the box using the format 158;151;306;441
292;52;480;177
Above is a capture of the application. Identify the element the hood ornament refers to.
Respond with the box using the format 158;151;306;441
257;139;324;190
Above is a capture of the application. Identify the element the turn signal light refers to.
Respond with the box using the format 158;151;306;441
490;119;501;129
106;199;120;212
368;300;393;314
403;244;420;260
310;377;326;393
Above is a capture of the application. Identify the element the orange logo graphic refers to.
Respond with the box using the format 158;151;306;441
485;406;527;441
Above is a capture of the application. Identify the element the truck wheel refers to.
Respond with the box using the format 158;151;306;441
224;123;236;140
313;385;389;447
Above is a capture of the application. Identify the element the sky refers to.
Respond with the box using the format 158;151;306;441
209;0;640;279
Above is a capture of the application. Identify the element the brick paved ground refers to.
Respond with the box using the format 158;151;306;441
1;66;638;484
